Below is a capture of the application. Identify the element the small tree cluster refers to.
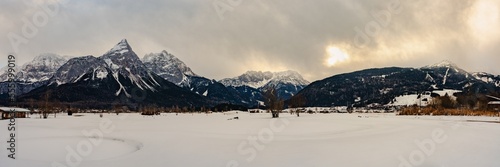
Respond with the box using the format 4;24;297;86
429;93;457;109
140;105;161;116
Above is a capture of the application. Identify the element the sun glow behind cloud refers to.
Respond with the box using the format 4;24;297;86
325;46;350;67
468;0;500;44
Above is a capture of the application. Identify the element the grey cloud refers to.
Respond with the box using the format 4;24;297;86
1;0;499;81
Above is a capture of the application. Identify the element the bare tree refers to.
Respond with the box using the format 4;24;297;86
264;87;284;118
53;100;62;118
42;90;52;119
289;94;306;117
27;99;35;112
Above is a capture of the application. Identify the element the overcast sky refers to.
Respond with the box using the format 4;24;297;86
1;0;499;81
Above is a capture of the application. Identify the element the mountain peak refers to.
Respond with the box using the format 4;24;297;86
423;60;469;75
102;39;141;68
428;60;458;68
33;53;64;61
142;50;197;85
105;39;132;55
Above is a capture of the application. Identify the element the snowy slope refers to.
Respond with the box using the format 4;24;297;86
420;60;473;89
423;60;469;75
388;89;461;106
390;93;432;106
472;72;500;87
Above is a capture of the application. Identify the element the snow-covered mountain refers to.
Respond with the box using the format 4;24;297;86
296;60;500;107
50;55;110;85
142;51;196;86
5;42;498;109
424;60;465;70
141;50;257;105
421;60;472;87
220;71;309;88
220;71;274;88
50;39;161;94
0;53;68;83
100;39;164;94
220;70;310;99
21;39;208;108
0;53;69;95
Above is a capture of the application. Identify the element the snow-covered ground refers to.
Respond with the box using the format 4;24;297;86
391;94;431;106
390;89;462;107
1;112;500;167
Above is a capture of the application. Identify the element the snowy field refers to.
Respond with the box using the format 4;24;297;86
1;112;500;167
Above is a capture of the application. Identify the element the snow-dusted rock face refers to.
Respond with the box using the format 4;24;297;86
262;71;311;87
100;39;162;92
220;71;274;89
102;39;143;73
142;51;197;86
0;53;69;95
422;60;471;79
220;70;310;89
0;53;68;83
50;39;164;94
472;72;500;87
141;51;257;105
21;39;208;107
50;56;110;85
220;70;310;99
420;60;474;89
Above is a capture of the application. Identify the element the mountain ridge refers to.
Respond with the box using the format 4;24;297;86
17;39;210;108
1;38;498;109
220;70;310;100
295;64;500;107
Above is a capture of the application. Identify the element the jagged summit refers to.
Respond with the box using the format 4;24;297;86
142;50;197;85
23;39;208;108
142;50;256;106
105;39;133;55
51;39;157;93
102;39;144;73
143;50;197;77
220;70;310;89
220;70;310;99
0;53;68;83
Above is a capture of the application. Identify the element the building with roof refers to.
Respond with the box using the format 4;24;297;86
0;107;31;120
488;101;500;111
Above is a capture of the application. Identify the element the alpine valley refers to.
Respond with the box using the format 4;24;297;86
1;39;499;109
